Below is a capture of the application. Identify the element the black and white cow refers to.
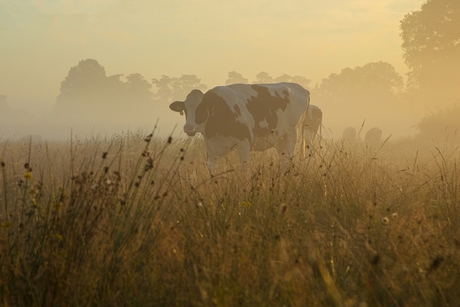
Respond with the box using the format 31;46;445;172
169;83;310;173
342;127;357;143
303;105;322;156
365;127;382;147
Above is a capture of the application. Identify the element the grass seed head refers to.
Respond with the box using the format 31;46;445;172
371;254;380;266
144;133;153;142
428;255;444;273
280;202;289;215
53;202;63;211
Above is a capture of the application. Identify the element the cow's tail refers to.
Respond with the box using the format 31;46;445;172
299;95;311;159
318;113;323;150
301;109;308;160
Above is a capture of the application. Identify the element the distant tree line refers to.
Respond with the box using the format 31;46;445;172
47;0;458;140
225;71;311;90
53;59;313;109
55;59;153;112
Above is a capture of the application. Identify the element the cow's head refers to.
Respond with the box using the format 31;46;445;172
169;89;205;136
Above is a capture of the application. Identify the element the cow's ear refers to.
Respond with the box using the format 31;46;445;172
169;101;185;115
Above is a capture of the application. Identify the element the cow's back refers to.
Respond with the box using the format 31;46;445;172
224;83;309;151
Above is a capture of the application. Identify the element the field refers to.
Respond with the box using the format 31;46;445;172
1;130;459;307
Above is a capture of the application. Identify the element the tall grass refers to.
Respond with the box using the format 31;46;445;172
1;132;459;306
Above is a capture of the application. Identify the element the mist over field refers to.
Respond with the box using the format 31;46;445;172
1;0;458;142
1;1;460;306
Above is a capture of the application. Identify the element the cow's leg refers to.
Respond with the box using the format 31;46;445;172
277;128;297;172
236;141;251;173
206;153;217;175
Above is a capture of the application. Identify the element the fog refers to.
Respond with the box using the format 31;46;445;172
0;0;458;142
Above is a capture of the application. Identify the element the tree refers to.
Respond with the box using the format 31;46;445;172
314;62;403;103
255;72;274;83
313;62;405;136
56;59;109;107
124;73;153;103
152;74;207;102
151;75;175;103
254;72;311;89
417;103;460;140
54;58;155;129
274;74;311;89
225;71;248;85
400;0;460;106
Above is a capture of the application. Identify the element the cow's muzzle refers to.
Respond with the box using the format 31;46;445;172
184;124;197;136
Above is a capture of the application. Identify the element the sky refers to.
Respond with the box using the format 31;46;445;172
0;0;425;139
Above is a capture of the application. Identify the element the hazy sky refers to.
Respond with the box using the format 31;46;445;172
0;0;425;138
1;0;423;102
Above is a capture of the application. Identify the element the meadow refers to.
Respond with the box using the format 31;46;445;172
0;130;459;307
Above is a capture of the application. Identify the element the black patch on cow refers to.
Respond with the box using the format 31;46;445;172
194;99;208;126
246;85;290;137
195;91;251;141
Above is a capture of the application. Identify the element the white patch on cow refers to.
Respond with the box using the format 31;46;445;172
205;135;251;173
212;86;256;132
182;90;205;135
205;135;247;158
259;119;269;129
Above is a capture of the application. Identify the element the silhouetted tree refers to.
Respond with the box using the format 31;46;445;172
315;62;403;107
56;59;109;107
273;73;291;82
255;72;274;83
400;0;460;106
417;103;460;140
254;72;311;89
225;71;249;85
0;94;36;138
274;74;311;89
313;62;405;134
56;59;153;111
152;74;207;102
124;73;153;103
53;58;156;136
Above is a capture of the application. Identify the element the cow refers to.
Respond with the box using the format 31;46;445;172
342;127;357;143
365;127;382;148
169;83;310;174
303;104;322;157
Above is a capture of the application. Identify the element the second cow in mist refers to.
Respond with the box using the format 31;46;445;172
304;105;322;156
169;82;310;174
342;126;357;143
365;127;383;148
